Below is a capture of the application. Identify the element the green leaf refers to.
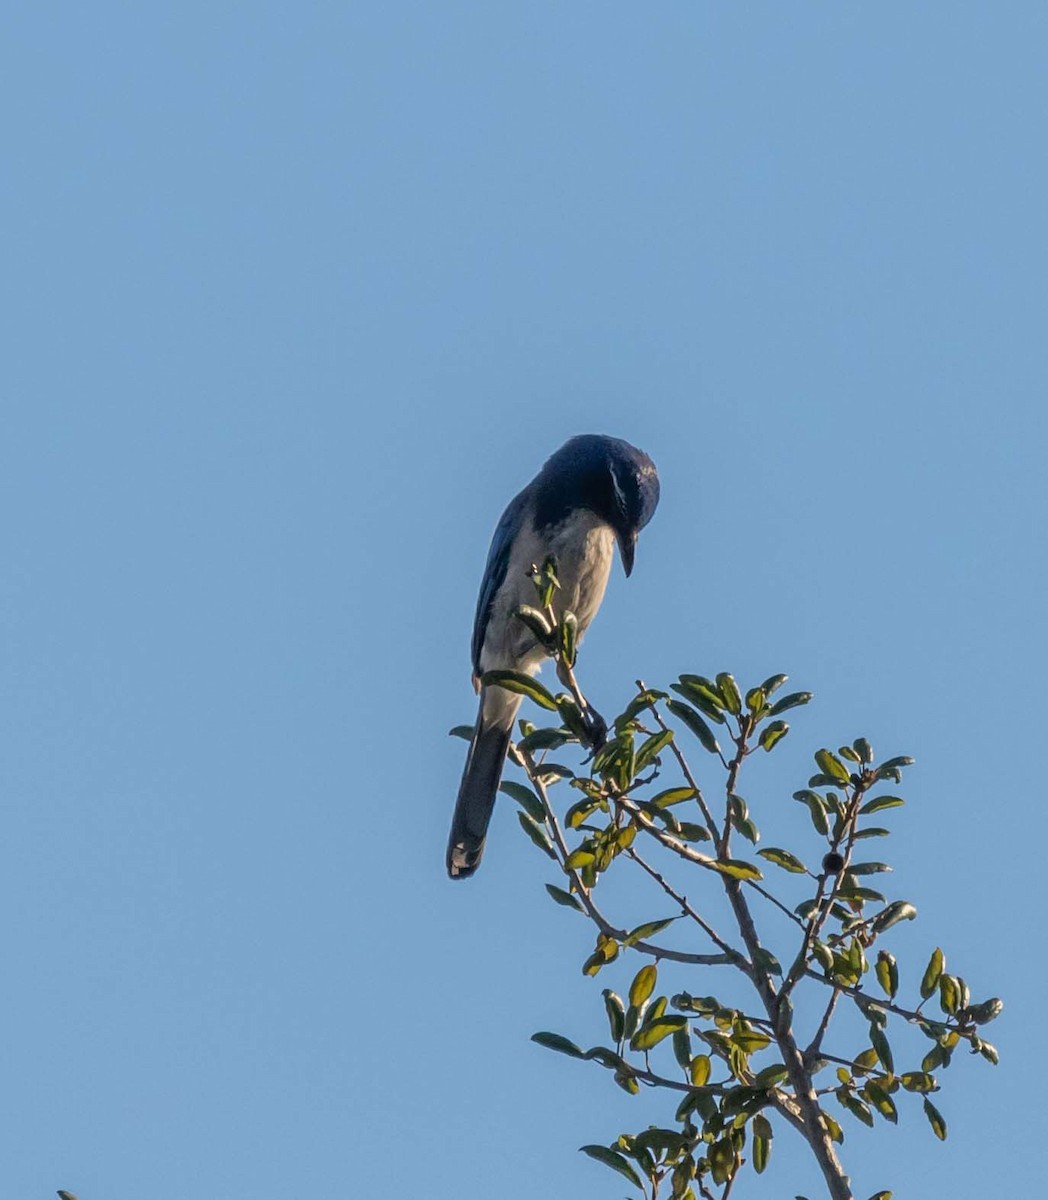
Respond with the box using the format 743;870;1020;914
875;951;898;999
513;604;553;642
517;812;555;857
517;727;571;754
759;720;789;751
938;974;960;1014
860;795;904;815
760;673;789;696
448;724;474;740
923;1097;948;1140
579;1145;644;1191
666;699;721;755
564;846;596;870
545;883;584;912
793;790;830;836
715;672;743;714
815;748;851;784
869;900;917;934
531;1031;585;1058
869;1024;894;1074
854;826;891;840
920;948;945;999
753;1062;789;1087
480;669;558;710
880;755;914;771
650;787;697;808
558;610;578;667
758;847;808;873
837;1089;874;1127
629;963;658;1008
712;858;763;881
850;861;892;876
624;917;676;946
672;678;727;723
672;1024;692;1070
899;1072;937;1093
753;947;783;976
602;990;625;1042
634;729;675;775
969;997;1004;1024
500;780;546;822
753;1121;771;1173
690;1054;711;1086
768;691;813;716
676;821;712;842
979;1041;1000;1064
854;737;874;763
632;1016;687;1051
745;685;766;713
867;1192;893;1200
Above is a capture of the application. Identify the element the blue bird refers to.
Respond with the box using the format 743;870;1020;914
447;434;660;879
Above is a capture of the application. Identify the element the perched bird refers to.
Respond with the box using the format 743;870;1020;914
447;434;660;879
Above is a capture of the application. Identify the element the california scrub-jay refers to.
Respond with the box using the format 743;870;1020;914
447;434;660;879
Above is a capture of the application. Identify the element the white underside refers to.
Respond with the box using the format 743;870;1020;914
476;507;615;723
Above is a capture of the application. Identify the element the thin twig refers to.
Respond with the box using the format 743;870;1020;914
806;987;842;1061
624;845;751;972
637;680;721;837
520;749;733;967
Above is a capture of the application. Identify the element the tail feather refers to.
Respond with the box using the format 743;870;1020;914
447;718;513;879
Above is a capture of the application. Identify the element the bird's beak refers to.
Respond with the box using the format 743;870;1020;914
616;529;637;577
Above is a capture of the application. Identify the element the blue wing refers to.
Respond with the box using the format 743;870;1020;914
471;488;529;678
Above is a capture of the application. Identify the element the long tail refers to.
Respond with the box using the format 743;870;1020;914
447;690;519;879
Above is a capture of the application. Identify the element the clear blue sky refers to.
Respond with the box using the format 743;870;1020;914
2;3;1043;1198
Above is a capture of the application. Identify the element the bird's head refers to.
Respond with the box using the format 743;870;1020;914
536;434;660;576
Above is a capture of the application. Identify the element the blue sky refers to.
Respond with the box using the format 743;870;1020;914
2;3;1043;1197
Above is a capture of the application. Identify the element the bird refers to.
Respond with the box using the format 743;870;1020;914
447;434;660;879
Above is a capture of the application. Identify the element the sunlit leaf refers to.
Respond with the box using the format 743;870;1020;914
602;990;625;1042
712;858;763;881
666;699;721;755
650;786;697;808
760;673;789;696
634;728;675;775
624;917;676;946
690;1054;712;1086
759;720;789;751
768;691;813;716
758;847;807;873
629;964;658;1008
923;1098;947;1140
815;748;851;784
920;948;945;999
869;900;917;934
969;997;1004;1024
715;673;743;715
672;677;727;723
632;1016;688;1051
860;795;904;815
481;669;558;710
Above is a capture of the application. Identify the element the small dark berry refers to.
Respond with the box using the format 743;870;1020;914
822;851;845;874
